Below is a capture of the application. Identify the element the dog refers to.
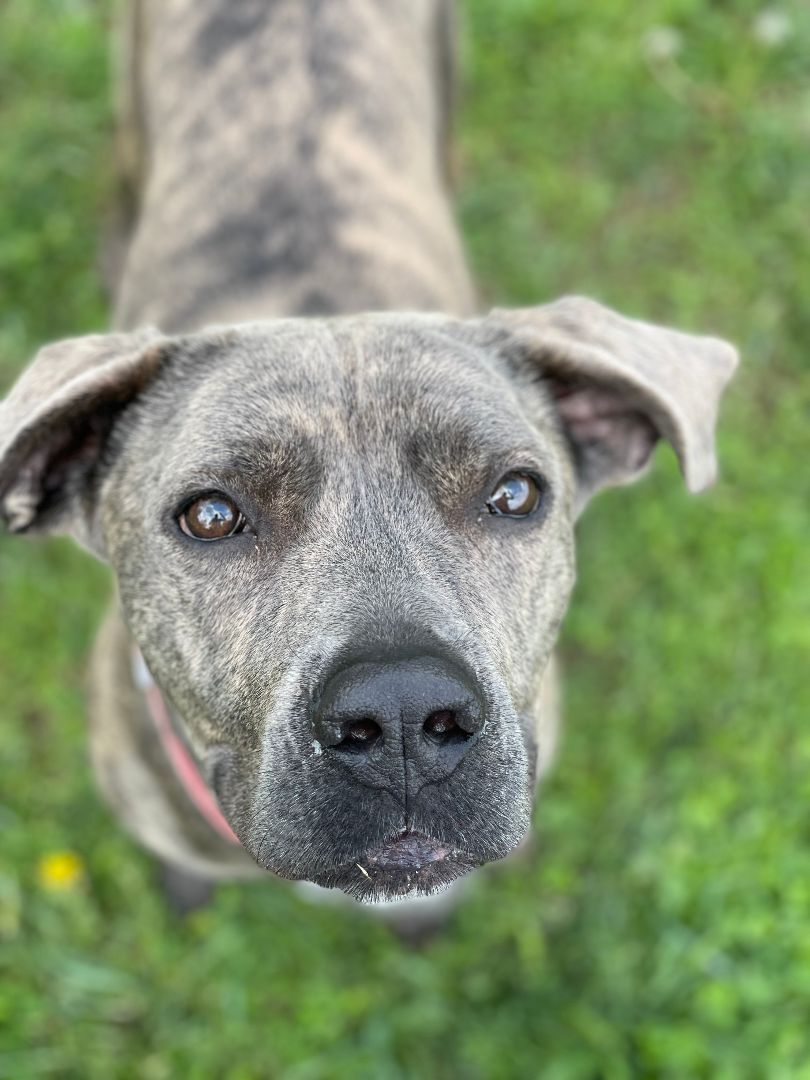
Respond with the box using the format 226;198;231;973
0;0;737;907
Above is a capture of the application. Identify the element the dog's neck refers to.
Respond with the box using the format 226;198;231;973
131;649;241;847
114;0;474;333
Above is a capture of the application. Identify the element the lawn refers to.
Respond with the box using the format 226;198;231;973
1;0;809;1076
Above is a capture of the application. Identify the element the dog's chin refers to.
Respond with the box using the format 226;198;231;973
307;831;480;903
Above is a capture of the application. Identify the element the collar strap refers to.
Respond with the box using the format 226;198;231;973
132;650;241;846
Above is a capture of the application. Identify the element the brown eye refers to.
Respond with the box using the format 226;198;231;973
179;494;245;541
487;472;543;518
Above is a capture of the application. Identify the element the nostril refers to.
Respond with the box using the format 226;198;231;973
316;657;484;773
423;709;470;746
336;718;382;754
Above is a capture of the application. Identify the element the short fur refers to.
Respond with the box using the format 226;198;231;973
0;0;737;904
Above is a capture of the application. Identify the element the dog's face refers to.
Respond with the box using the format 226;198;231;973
0;300;737;900
102;316;578;898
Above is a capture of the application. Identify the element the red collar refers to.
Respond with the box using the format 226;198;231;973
133;650;241;846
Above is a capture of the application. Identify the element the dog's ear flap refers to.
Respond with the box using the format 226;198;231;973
0;328;166;554
481;296;738;503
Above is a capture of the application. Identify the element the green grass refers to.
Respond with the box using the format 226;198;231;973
1;0;809;1076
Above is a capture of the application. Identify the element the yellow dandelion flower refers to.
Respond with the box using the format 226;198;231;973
37;850;84;892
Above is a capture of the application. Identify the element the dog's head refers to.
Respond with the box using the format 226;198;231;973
0;299;736;900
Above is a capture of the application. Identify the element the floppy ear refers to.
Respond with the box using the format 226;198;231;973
0;328;166;554
484;296;738;504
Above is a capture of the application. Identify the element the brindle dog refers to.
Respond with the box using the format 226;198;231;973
0;0;737;906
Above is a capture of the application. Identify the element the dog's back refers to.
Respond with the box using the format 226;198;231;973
114;0;474;334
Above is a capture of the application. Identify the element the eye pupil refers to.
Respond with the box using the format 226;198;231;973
198;502;229;529
179;494;243;540
487;472;543;518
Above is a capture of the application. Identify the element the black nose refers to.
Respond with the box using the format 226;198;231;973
313;656;484;800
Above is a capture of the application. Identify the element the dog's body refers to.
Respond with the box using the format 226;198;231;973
0;0;737;904
114;0;474;333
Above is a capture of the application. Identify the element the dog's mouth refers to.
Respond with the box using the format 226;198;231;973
310;830;479;902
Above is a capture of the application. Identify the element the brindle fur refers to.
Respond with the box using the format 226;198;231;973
114;0;474;332
0;0;737;904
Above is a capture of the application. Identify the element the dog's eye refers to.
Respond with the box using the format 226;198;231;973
487;472;543;518
178;493;245;541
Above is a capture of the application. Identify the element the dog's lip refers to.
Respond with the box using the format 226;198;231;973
358;830;457;871
298;829;488;898
309;829;479;902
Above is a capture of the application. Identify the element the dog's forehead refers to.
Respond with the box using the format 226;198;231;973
170;316;540;448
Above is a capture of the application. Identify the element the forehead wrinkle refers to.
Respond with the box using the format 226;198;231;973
166;432;320;482
162;384;324;472
169;348;346;455
408;419;550;475
326;322;366;444
332;329;459;447
322;327;562;485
